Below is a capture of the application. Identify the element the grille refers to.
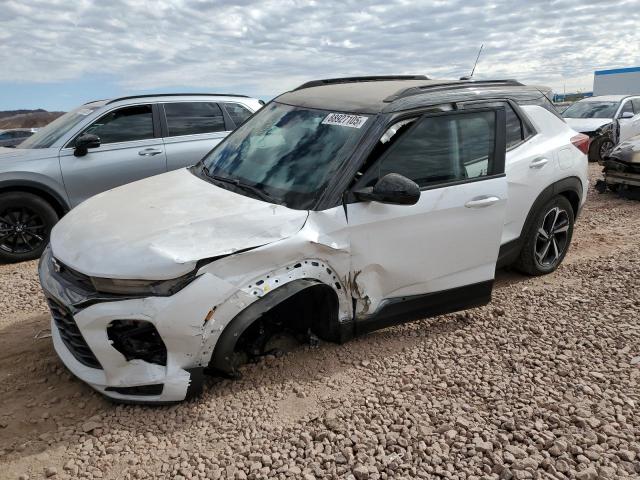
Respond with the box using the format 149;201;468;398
47;297;102;369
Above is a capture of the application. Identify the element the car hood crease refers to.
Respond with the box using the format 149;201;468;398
50;168;309;280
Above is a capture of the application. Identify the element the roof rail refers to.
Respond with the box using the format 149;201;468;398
384;79;524;102
293;75;430;91
83;99;108;105
105;93;249;105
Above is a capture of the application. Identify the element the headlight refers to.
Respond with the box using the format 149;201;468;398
90;274;195;296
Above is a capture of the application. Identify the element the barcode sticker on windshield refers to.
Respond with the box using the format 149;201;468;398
322;113;368;128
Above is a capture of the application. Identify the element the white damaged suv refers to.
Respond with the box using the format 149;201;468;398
39;76;588;403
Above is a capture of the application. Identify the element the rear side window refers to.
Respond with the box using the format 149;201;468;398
463;101;531;149
83;105;154;144
163;102;226;137
224;103;253;127
361;110;499;189
504;104;527;148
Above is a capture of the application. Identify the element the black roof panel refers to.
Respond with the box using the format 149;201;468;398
276;78;530;114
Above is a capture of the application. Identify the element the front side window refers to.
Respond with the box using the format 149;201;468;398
360;110;498;188
82;105;154;144
632;99;640;113
224;102;253;126
562;101;619;119
164;102;226;137
18;105;100;149
201;102;371;209
619;101;635;116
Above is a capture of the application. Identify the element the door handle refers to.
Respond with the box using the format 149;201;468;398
138;148;163;156
464;195;500;208
529;157;549;169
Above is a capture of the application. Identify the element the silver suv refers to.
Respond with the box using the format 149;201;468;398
0;93;262;262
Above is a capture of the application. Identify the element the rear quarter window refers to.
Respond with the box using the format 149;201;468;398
223;103;253;127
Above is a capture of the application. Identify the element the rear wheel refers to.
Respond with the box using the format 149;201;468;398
514;195;574;276
0;192;58;263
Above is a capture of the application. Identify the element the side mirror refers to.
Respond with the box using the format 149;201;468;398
74;134;101;157
354;173;420;205
619;111;635;120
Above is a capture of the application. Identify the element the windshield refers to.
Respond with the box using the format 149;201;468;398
17;105;100;149
562;101;619;119
200;102;371;209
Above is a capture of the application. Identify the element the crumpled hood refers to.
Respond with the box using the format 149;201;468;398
51;168;309;280
564;117;611;134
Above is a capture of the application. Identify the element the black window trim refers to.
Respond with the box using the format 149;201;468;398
347;106;506;200
159;101;233;139
64;102;159;149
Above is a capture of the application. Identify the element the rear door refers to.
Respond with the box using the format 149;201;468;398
161;101;231;170
59;104;166;207
347;107;508;328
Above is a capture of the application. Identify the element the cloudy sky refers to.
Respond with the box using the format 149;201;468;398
1;0;639;111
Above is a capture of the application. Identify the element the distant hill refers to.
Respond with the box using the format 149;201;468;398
0;109;65;129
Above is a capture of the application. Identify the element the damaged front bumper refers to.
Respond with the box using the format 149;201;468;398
599;138;640;190
38;246;239;403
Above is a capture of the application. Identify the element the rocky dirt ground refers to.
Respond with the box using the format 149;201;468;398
0;164;639;480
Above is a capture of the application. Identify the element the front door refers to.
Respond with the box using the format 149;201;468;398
618;98;640;143
59;104;167;207
346;107;508;331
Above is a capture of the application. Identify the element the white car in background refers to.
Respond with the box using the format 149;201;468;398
562;95;640;161
39;77;588;403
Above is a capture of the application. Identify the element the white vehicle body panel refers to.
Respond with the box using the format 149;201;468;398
503;106;588;245
618;114;640;143
348;176;507;314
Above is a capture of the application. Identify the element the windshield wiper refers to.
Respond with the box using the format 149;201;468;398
205;170;273;203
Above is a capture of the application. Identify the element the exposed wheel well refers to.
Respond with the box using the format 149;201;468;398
558;189;580;218
209;280;341;375
0;185;67;217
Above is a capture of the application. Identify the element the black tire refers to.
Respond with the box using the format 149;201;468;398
0;192;58;263
514;195;574;276
588;135;614;163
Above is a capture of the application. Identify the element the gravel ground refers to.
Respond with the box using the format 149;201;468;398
1;164;639;480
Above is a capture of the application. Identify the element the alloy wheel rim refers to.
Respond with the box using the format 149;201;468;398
534;207;569;268
0;207;47;254
600;140;614;158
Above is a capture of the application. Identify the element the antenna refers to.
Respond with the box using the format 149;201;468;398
460;44;484;80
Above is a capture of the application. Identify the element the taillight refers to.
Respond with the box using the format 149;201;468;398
571;134;590;155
